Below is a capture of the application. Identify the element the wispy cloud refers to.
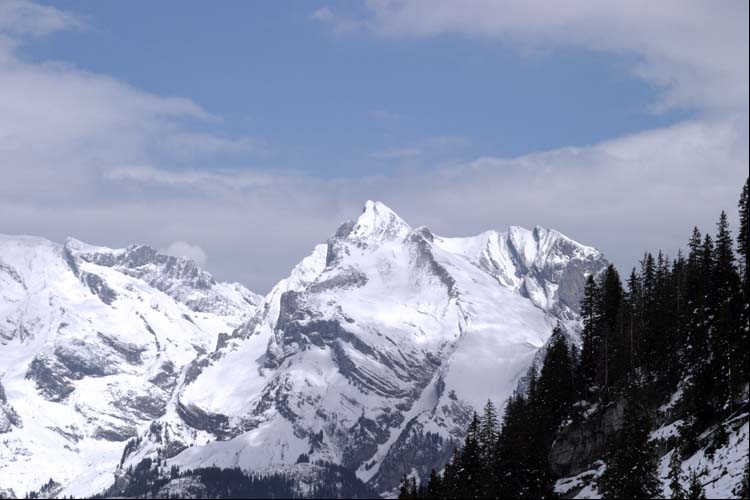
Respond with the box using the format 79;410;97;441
162;240;208;267
158;133;269;159
0;0;83;38
310;6;363;34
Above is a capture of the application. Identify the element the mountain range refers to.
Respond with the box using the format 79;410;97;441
0;201;609;498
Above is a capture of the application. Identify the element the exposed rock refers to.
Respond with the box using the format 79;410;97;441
549;398;625;477
25;355;76;402
0;380;22;433
370;419;456;494
81;272;118;305
97;332;146;365
176;400;231;440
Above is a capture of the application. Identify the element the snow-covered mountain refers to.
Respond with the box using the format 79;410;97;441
0;235;260;498
0;202;609;497
116;201;608;497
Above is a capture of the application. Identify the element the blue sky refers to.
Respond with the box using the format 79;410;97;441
28;0;687;177
1;0;747;291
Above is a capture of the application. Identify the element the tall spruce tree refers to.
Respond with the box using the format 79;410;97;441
536;325;576;449
711;211;741;412
734;180;750;396
668;449;687;500
479;400;498;462
495;392;532;498
425;469;441;499
479;400;499;498
580;274;601;396
597;265;624;391
686;469;707;499
459;412;484;499
625;268;642;374
738;178;749;283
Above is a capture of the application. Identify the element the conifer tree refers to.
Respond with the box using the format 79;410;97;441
441;448;461;499
597;265;624;391
479;400;498;462
425;469;441;499
536;325;576;449
738;178;749;283
398;476;412;500
668;449;687;500
736;180;750;397
459;412;483;499
478;400;499;498
580;275;601;396
625;268;642;374
495;393;531;498
686;469;706;499
711;211;741;412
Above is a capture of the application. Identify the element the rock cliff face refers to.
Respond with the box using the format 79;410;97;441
549;399;626;478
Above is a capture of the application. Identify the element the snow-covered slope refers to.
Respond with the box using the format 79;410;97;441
119;201;608;496
0;234;260;498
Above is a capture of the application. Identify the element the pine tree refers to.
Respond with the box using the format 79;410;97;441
640;252;660;374
495;393;531;498
478;400;499;498
536;325;576;448
441;448;461;499
425;469;441;499
458;412;483;498
625;268;642;374
668;251;688;386
580;274;601;396
398;475;413;499
711;211;742;413
736;180;750;401
597;265;624;391
667;449;687;500
598;383;660;499
686;469;706;499
738;178;749;282
479;400;498;462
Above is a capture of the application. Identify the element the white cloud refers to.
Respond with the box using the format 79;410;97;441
316;0;748;112
0;2;265;204
163;241;208;267
310;6;363;34
4;115;745;292
0;0;82;38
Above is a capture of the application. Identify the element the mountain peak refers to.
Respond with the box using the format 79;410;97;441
349;200;411;241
